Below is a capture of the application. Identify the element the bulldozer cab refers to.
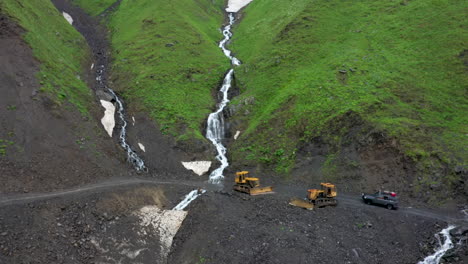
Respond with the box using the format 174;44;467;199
235;171;249;183
235;171;259;185
321;183;337;198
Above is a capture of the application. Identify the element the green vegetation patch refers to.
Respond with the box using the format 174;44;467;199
230;0;467;172
1;0;92;115
108;0;229;140
72;0;118;16
0;139;14;157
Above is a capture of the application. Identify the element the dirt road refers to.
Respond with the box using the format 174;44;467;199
1;177;465;225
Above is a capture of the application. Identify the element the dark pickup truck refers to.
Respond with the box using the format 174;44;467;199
362;191;399;210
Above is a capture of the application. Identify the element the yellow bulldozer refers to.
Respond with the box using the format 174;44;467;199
233;171;274;195
289;183;337;210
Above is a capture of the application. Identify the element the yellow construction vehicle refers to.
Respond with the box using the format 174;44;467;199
289;183;337;210
233;171;274;195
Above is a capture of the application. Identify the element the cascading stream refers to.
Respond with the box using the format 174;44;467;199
219;14;241;66
206;13;240;184
418;225;456;264
96;65;147;172
52;0;147;172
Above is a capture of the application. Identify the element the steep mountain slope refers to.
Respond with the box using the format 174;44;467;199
107;0;229;151
0;1;467;264
0;0;136;193
228;0;467;203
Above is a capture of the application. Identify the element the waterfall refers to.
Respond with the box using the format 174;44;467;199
206;13;240;184
418;225;456;264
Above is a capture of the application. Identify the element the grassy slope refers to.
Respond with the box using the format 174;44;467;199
1;0;92;114
108;0;229;140
230;0;467;174
72;0;117;16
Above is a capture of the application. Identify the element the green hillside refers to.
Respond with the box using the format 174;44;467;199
229;0;467;180
1;0;92;114
107;0;229;141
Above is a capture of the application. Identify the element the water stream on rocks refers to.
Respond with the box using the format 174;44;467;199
418;225;456;264
54;1;147;172
206;13;240;184
95;63;147;172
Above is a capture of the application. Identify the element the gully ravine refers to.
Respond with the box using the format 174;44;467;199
52;0;146;172
206;13;241;184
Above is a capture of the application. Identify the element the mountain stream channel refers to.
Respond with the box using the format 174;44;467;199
48;0;466;263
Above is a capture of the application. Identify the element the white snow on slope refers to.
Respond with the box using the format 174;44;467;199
226;0;253;12
138;142;146;152
100;100;115;137
234;130;241;140
62;12;73;25
136;206;187;262
181;161;211;176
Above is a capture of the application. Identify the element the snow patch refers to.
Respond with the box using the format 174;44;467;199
62;12;73;25
90;63;94;70
132;116;135;126
90;236;147;262
234;130;241;140
121;248;147;259
226;0;254;12
138;143;146;152
136;206;188;261
100;100;115;137
181;161;211;176
173;189;206;211
90;238;109;253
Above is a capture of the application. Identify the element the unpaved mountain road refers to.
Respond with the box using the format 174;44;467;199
0;178;215;206
1;178;465;225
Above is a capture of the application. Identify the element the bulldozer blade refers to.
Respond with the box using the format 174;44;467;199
249;186;274;195
289;198;314;210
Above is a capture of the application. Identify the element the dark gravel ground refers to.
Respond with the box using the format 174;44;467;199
2;182;465;264
0;183;194;264
169;187;468;264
